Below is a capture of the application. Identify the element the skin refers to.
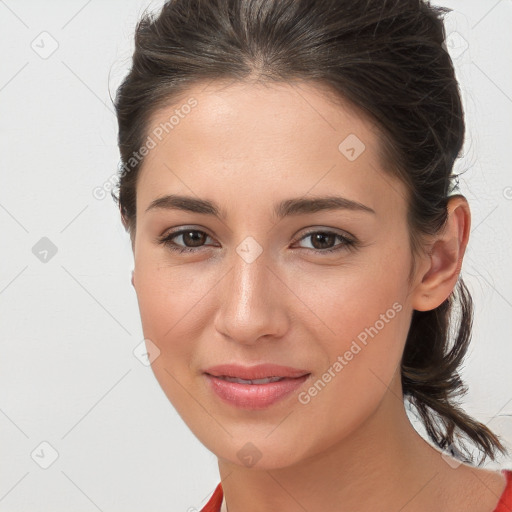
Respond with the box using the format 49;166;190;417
129;80;507;511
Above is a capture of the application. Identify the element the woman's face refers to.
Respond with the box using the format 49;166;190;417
131;80;423;469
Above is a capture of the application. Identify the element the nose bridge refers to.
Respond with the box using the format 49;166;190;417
215;237;286;343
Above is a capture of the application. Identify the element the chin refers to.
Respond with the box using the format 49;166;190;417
207;433;309;471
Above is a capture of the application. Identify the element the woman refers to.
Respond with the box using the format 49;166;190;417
111;0;512;510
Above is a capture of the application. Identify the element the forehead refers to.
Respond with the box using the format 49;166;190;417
146;79;381;157
137;79;406;214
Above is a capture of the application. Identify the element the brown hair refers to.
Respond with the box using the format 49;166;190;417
111;0;508;465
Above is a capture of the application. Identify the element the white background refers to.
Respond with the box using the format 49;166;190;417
1;0;511;510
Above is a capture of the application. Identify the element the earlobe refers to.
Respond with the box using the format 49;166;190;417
411;196;471;312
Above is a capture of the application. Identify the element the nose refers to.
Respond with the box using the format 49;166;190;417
214;246;289;345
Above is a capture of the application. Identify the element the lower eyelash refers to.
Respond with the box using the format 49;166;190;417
157;230;357;254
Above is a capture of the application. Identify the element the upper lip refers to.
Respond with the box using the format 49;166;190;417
203;364;310;380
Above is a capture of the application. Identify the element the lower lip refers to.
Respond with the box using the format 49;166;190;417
204;374;310;409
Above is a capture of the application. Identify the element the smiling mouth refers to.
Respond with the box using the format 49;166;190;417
203;363;311;381
203;372;311;409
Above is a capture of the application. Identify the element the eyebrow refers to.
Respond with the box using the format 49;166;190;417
144;194;375;219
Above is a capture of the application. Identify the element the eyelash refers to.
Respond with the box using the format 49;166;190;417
157;228;358;255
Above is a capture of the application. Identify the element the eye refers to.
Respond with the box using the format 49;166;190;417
157;229;215;253
293;230;357;254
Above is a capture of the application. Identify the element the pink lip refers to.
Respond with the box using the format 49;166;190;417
202;364;311;409
204;373;310;409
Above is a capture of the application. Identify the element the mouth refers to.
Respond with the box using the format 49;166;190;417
203;363;310;381
202;366;311;409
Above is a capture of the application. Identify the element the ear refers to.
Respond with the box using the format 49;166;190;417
411;196;471;312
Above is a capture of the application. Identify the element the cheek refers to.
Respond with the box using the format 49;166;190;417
289;273;410;460
133;261;207;371
305;250;411;397
311;288;407;399
135;252;208;332
133;264;210;421
308;253;409;344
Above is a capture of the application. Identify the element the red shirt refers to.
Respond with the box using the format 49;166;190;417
200;469;512;512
